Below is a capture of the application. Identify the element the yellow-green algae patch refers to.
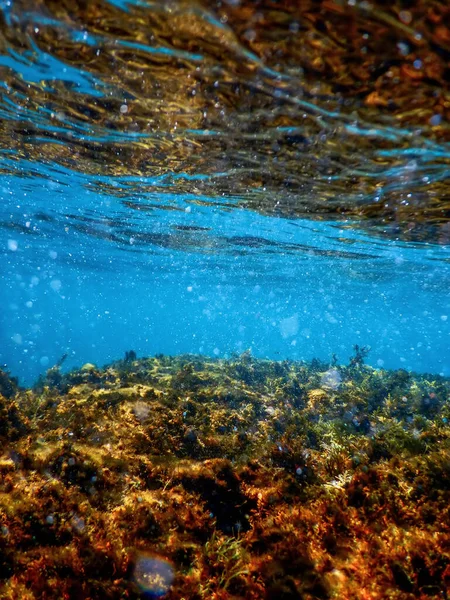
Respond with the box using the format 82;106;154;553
0;350;449;598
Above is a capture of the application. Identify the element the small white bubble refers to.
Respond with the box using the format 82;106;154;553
321;368;342;390
40;356;49;366
213;347;220;356
187;286;193;292
399;10;412;24
7;239;18;251
441;315;448;322
71;515;85;533
120;104;128;114
429;114;442;127
279;314;299;339
12;333;22;345
50;280;62;292
244;28;256;41
49;250;58;259
185;206;192;213
25;301;33;308
325;312;338;324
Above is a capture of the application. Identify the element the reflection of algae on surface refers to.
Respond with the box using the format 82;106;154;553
1;0;450;242
0;350;450;597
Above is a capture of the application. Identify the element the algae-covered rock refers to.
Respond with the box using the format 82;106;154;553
0;368;19;399
0;353;449;599
0;372;27;443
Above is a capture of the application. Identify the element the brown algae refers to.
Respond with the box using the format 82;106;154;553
0;350;449;598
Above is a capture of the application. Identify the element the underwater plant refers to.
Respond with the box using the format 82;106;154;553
0;353;448;598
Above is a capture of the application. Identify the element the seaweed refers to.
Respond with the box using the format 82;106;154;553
0;353;449;598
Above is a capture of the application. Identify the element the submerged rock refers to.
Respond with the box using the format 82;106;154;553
0;353;449;598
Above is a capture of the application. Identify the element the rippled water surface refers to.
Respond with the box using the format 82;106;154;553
1;0;449;383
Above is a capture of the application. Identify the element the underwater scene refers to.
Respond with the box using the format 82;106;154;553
1;0;450;598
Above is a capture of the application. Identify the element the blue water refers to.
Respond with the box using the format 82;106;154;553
1;0;449;385
2;166;449;385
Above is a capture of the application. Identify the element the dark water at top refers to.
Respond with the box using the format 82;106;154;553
0;0;449;384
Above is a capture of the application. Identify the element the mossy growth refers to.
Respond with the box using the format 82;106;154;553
0;352;449;598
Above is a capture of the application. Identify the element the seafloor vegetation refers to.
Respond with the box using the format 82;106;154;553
0;349;450;599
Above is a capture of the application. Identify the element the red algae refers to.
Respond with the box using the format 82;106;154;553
0;352;449;598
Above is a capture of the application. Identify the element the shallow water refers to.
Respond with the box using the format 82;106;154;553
2;3;450;599
1;0;449;383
